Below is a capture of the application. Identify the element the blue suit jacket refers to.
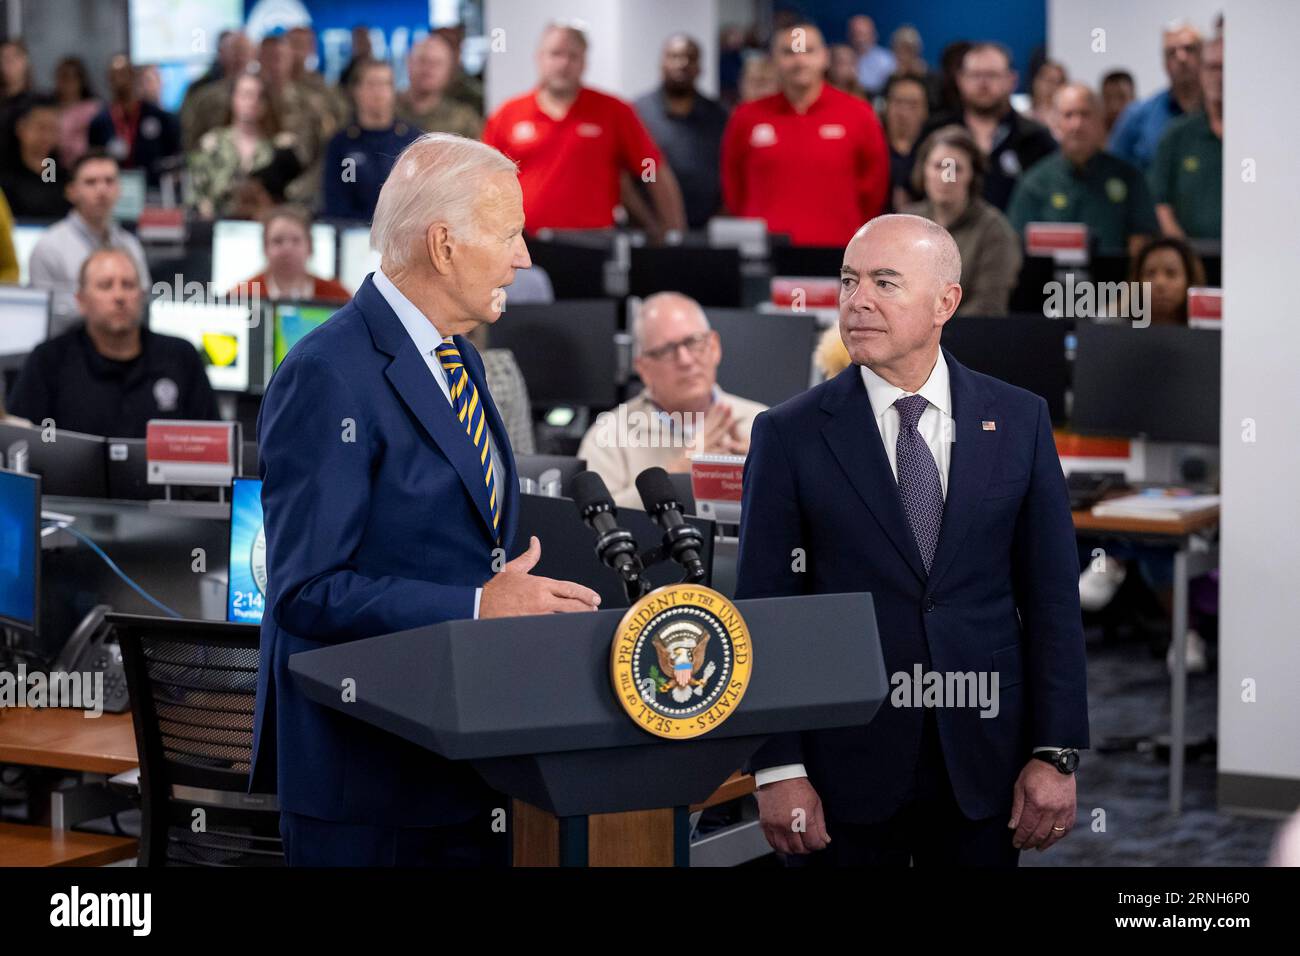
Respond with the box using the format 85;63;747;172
248;275;519;826
735;353;1088;824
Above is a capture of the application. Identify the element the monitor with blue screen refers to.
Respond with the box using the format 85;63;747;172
0;468;41;634
273;302;336;369
227;477;266;624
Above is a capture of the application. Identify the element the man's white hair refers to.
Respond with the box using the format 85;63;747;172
371;133;518;269
854;213;962;286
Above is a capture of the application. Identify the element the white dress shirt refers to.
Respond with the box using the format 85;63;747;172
372;268;490;618
754;352;1061;790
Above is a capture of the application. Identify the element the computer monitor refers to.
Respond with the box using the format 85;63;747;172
629;246;743;308
148;299;253;391
940;315;1071;424
769;244;844;279
112;168;147;223
273;301;337;369
105;438;164;500
12;223;47;285
486;300;620;408
211;219;337;293
227;477;266;624
0;468;40;634
514;492;715;609
524;236;611;300
338;226;381;294
0;285;51;355
702;308;819;407
514;454;586;497
0;423;107;497
1072;323;1221;444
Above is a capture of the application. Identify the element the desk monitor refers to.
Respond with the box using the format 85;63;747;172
769;244;844;279
338;226;381;294
1072;323;1221;444
703;308;819;407
148;299;253;392
514;492;714;609
0;423;107;497
273;301;338;369
105;438;165;500
940;314;1071;424
12;223;48;285
629;246;742;308
523;236;611;300
211;219;337;293
514;454;586;497
486;300;619;408
0;468;40;634
227;477;266;624
0;285;51;355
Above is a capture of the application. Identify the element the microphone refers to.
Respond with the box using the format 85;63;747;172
635;467;706;583
572;471;645;596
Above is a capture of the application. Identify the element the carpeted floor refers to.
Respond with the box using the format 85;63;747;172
1023;628;1282;867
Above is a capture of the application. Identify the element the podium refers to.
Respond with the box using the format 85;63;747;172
289;592;887;866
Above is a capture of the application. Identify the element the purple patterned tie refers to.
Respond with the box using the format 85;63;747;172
893;394;944;573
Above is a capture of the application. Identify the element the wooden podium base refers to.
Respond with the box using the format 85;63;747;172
511;800;687;866
510;772;755;867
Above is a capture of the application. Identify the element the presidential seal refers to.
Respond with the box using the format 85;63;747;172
610;584;752;740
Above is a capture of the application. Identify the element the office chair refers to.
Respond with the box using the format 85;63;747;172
112;614;283;866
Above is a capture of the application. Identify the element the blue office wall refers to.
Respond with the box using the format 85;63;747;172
793;0;1047;91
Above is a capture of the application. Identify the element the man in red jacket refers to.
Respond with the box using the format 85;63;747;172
483;22;685;234
722;20;889;246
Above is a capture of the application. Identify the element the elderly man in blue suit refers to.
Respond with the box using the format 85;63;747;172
736;214;1089;866
250;133;601;866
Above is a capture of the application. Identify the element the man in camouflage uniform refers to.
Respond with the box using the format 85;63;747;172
397;34;482;138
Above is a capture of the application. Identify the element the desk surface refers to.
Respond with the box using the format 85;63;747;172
1073;504;1220;537
0;709;137;775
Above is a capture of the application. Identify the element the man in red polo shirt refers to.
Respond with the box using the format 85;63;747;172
483;23;686;233
722;21;889;246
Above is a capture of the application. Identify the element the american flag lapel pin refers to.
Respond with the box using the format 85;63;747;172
982;420;997;431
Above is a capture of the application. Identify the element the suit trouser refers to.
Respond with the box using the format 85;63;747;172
279;807;509;867
796;709;1020;868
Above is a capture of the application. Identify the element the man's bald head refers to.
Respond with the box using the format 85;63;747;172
1053;82;1104;162
852;214;962;287
838;215;962;388
635;291;710;352
632;292;720;412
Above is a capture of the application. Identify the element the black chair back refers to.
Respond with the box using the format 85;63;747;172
112;613;282;866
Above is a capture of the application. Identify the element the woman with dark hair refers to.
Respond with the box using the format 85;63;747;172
55;57;101;168
905;124;1022;315
188;72;291;219
1130;236;1207;326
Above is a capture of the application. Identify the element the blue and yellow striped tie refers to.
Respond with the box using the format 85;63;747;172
436;337;501;542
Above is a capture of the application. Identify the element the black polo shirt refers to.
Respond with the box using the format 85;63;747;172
915;107;1058;210
7;326;220;438
0;160;72;220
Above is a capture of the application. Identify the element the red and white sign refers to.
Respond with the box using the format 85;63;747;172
1187;287;1223;328
691;454;745;524
1025;222;1089;264
770;276;840;310
136;207;185;243
146;420;237;487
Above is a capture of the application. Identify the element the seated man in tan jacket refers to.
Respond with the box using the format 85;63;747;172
579;291;767;508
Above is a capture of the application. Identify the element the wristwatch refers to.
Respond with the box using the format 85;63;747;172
1033;749;1080;774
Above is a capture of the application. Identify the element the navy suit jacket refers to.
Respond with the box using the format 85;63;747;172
735;352;1088;824
249;275;519;827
